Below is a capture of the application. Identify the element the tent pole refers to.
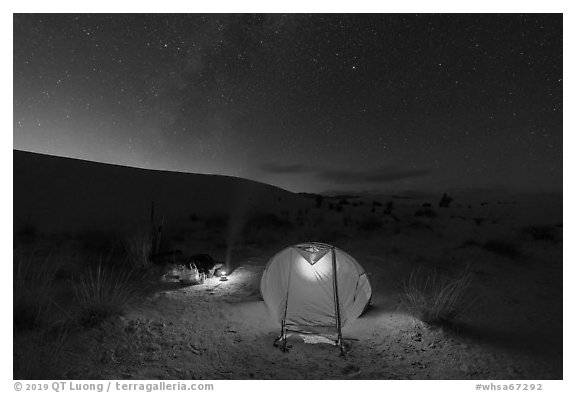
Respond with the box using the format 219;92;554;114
277;248;294;352
331;247;345;356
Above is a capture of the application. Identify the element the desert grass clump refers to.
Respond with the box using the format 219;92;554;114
404;266;475;325
13;326;70;379
74;263;138;328
13;251;60;330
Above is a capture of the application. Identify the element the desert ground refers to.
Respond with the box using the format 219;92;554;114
13;151;562;379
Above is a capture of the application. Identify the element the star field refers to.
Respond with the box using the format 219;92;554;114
13;14;562;193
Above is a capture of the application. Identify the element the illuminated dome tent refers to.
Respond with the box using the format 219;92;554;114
260;242;372;353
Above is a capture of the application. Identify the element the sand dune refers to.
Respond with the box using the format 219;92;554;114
14;150;308;233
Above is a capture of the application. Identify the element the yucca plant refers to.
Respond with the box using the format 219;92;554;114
73;263;137;327
404;266;475;325
124;229;154;268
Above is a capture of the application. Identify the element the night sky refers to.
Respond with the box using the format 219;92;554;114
13;14;562;194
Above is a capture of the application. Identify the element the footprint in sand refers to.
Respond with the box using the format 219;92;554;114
341;365;361;379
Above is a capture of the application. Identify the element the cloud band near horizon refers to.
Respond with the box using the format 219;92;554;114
260;163;430;185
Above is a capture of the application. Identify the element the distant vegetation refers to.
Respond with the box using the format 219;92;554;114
414;207;437;218
357;216;383;232
439;193;453;208
522;225;559;243
241;212;294;245
482;240;520;259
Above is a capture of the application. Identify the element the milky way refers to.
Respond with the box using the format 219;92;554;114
13;14;562;193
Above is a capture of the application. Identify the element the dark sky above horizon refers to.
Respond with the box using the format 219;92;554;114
14;14;562;193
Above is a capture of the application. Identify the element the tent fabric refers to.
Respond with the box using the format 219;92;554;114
260;242;371;334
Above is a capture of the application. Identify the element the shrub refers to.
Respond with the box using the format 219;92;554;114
473;217;486;226
522;225;558;242
384;201;394;215
13;328;70;379
483;240;520;259
403;266;475;325
15;224;38;244
414;208;437;218
73;263;138;328
439;193;453;208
